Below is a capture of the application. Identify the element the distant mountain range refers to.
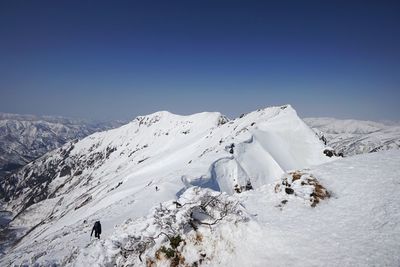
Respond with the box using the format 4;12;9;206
304;117;400;156
0;113;126;180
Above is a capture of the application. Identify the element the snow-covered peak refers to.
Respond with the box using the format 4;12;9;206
131;110;227;124
0;105;334;265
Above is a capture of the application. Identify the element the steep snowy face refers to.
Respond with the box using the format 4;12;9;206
0;113;124;180
0;111;225;210
1;105;328;212
0;105;332;263
305;117;400;156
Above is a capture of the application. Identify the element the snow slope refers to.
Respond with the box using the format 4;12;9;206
68;150;400;267
305;117;400;156
0;105;333;265
9;150;399;266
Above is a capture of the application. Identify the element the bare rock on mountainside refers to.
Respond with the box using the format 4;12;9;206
0;112;125;179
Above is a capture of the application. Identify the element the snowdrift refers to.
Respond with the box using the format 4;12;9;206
69;150;400;266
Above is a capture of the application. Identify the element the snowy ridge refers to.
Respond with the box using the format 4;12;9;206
0;105;333;265
69;150;400;266
305;117;400;156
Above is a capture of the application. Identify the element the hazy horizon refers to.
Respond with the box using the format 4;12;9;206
2;104;400;125
1;1;399;121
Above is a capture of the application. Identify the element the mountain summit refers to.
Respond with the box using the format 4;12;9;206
0;105;333;264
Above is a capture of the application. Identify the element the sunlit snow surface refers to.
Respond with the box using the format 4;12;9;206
72;150;400;267
1;106;399;266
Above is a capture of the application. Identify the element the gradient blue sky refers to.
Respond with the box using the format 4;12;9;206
0;0;399;121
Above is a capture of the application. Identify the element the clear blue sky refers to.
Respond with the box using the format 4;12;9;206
0;0;399;121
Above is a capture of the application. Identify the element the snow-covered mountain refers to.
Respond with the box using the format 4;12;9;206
0;113;125;180
305;117;400;156
0;105;334;263
1;106;399;266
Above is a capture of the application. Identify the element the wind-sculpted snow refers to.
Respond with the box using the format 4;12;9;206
305;117;400;156
0;105;335;265
69;188;249;266
8;150;398;267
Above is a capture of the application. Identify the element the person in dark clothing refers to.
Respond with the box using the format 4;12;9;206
91;221;102;239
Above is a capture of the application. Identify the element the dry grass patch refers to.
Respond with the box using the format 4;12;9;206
275;171;331;207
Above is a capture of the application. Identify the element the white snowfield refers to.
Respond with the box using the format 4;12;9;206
70;150;400;267
1;105;399;266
